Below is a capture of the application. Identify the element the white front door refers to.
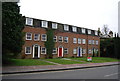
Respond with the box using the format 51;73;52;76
33;45;40;58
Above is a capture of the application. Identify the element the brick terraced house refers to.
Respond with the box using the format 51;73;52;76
21;17;100;59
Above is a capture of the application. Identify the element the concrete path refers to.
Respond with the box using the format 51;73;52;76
2;62;119;74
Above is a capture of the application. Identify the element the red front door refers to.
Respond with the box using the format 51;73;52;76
59;48;62;57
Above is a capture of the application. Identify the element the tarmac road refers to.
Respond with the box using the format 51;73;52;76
2;65;119;79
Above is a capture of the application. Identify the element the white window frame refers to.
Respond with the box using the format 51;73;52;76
64;25;69;31
73;48;77;54
25;47;31;54
72;26;77;32
25;18;33;26
82;28;86;33
26;33;32;40
52;48;57;54
41;21;48;28
88;30;91;34
64;48;68;54
41;47;46;54
34;34;40;41
53;36;57;42
88;40;91;44
73;38;77;44
96;40;98;45
88;49;92;54
41;34;47;41
78;38;81;44
82;49;86;54
82;39;86;44
95;31;98;35
52;23;57;29
58;36;63;42
64;37;68;43
92;40;95;44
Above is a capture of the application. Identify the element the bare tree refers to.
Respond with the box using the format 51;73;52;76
101;24;110;35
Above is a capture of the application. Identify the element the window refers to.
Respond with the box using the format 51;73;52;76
88;49;92;54
64;48;68;54
72;26;77;32
25;47;31;54
73;38;77;43
96;40;98;45
41;21;48;28
88;30;91;34
64;25;69;31
53;36;57;42
88;40;91;44
52;48;57;54
25;18;33;26
78;38;81;44
34;34;40;41
41;34;47;41
92;40;95;44
82;39;86;44
64;37;68;43
52;23;57;29
58;36;63;42
82;49;86;54
26;33;32;40
82;28;86;33
73;48;77;54
41;47;46;54
95;31;98;35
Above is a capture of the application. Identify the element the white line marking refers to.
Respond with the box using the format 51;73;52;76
104;73;118;77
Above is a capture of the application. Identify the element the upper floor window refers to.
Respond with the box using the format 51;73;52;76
92;40;95;44
72;26;77;32
26;18;33;26
64;37;68;43
41;21;48;28
64;25;69;31
52;48;57;54
58;36;63;42
82;39;86;44
53;36;57;42
95;31;98;35
52;23;57;29
78;38;81;44
34;34;40;41
41;34;47;41
82;28;86;33
88;30;91;34
26;33;32;40
73;38;77;43
73;48;77;54
96;40;98;45
41;47;46;54
64;48;68;54
88;40;92;44
25;47;31;54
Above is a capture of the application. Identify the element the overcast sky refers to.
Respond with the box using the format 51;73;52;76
19;0;120;34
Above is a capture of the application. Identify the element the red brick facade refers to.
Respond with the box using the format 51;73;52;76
21;17;100;59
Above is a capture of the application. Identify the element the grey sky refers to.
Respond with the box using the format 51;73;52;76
19;0;119;33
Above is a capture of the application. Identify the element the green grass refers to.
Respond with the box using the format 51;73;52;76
69;57;119;63
9;59;54;66
46;58;86;64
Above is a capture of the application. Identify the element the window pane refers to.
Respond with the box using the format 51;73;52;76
73;38;77;43
78;38;81;44
64;37;68;43
58;36;63;42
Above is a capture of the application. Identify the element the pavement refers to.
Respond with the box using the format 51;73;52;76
2;61;119;74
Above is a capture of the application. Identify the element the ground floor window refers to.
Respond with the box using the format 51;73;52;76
52;48;57;54
88;49;92;54
25;47;31;54
82;49;86;54
73;48;77;54
41;47;46;54
64;48;68;54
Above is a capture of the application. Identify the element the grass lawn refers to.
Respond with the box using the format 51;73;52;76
69;57;119;63
9;59;54;66
46;58;87;64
